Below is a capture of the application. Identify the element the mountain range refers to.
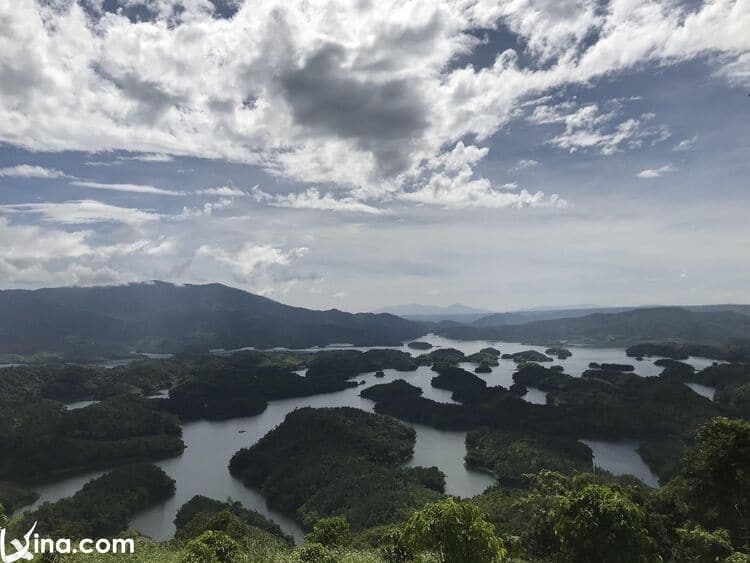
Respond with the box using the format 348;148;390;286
0;282;424;356
3;282;750;358
439;306;750;347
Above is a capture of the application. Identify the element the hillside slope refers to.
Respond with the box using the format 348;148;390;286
0;282;424;355
472;304;750;328
439;306;750;347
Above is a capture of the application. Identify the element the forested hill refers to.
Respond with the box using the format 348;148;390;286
438;306;750;347
472;304;750;328
0;282;424;355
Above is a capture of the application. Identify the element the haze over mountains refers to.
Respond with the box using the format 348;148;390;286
374;303;495;323
441;306;750;348
2;281;750;359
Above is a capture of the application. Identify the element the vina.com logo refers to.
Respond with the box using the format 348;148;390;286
0;522;135;561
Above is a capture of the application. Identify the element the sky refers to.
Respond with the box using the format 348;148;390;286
0;0;749;312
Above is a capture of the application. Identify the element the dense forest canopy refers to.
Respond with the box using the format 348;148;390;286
1;295;749;561
0;282;424;356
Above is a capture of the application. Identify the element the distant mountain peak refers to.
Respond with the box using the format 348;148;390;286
0;281;424;355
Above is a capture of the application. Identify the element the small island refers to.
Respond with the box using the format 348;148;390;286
407;341;434;350
545;346;573;359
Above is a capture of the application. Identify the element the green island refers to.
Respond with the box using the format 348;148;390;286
1;416;747;562
1;286;749;562
2;0;750;555
228;407;444;531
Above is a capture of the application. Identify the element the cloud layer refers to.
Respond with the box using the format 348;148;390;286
0;1;749;306
1;0;748;209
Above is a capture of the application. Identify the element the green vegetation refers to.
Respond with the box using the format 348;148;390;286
627;341;750;362
465;429;592;485
0;395;184;481
654;358;695;372
0;359;183;409
430;366;494;403
399;498;506;563
229;408;443;531
174;496;293;545
545;346;572;359
362;362;732;484
407;342;433;350
182;530;243;563
173;500;293;563
655;417;750;550
305;349;419;379
442;307;750;348
416;348;465;366
0;347;436;491
637;437;688;483
589;362;635;371
10;465;175;539
500;351;552;362
305;516;352;547
161;352;303;420
0;480;38;512
554;483;657;562
3;416;748;562
1;297;748;562
465;352;499;366
0;282;425;355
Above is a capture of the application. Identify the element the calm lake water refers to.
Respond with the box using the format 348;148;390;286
684;382;716;400
581;439;660;488
63;399;99;411
25;334;716;542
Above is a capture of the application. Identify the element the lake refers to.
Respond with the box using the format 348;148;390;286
684;382;716;400
581;439;660;488
24;334;715;543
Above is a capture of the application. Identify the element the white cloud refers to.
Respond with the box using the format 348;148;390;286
399;140;566;209
0;164;69;178
175;198;235;219
715;52;750;87
85;153;175;165
514;159;540;170
673;136;698;151
71;180;184;196
0;217;91;262
96;237;178;259
252;187;384;214
0;0;746;208
400;169;566;210
0;200;161;224
531;102;671;155
195;186;252;197
637;163;677;178
495;0;601;62
196;242;308;282
0;216;170;286
118;153;174;162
